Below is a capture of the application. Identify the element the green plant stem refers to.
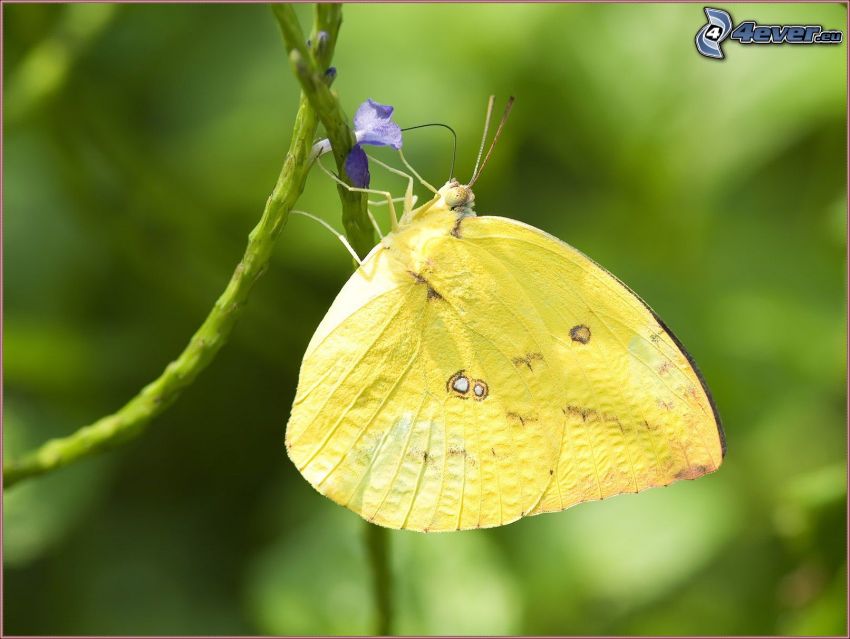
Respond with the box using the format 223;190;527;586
274;7;393;634
3;96;317;488
5;4;395;634
366;524;394;636
272;3;373;258
2;10;336;489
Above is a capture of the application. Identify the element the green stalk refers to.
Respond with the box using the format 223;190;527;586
5;5;395;635
3;9;334;489
366;524;394;635
275;7;393;634
272;3;373;258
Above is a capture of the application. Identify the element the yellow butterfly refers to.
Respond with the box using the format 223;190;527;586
286;99;725;532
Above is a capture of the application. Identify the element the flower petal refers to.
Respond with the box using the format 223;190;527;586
353;98;402;150
354;98;393;124
344;144;370;188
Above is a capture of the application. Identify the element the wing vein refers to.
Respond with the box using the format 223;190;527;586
324;339;421;496
454;237;606;501
475;229;716;470
369;387;429;525
293;286;415;459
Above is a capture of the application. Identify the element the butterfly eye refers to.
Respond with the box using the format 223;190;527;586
444;186;472;209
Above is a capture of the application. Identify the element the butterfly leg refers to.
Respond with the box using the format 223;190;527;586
397;148;440;194
366;207;385;241
290;210;362;266
368;196;409;205
365;153;420;220
317;158;401;232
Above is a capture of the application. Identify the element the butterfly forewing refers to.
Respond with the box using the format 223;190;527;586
451;216;724;514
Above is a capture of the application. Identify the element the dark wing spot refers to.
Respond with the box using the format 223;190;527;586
675;465;711;480
448;447;476;467
513;352;544;371
564;405;620;424
507;412;525;426
570;324;591;344
408;270;443;301
507;412;538;427
565;405;596;422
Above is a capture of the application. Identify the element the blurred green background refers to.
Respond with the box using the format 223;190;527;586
3;2;846;635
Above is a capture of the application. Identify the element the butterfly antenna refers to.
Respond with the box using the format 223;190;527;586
471;95;496;181
469;96;514;187
401;123;457;180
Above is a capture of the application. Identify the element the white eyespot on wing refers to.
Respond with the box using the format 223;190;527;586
472;380;489;399
453;376;470;393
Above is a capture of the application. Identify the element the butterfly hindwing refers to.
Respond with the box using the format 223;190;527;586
287;242;559;530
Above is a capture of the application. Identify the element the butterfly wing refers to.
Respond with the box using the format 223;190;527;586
442;214;725;516
286;241;558;531
286;212;725;531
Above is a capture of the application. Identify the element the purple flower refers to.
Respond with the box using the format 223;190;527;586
353;99;402;150
311;98;402;189
346;99;402;187
344;144;370;188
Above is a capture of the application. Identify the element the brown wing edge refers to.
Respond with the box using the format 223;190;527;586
581;249;727;460
647;308;727;458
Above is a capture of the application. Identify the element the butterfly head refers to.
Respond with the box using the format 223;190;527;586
437;179;475;215
433;96;514;218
